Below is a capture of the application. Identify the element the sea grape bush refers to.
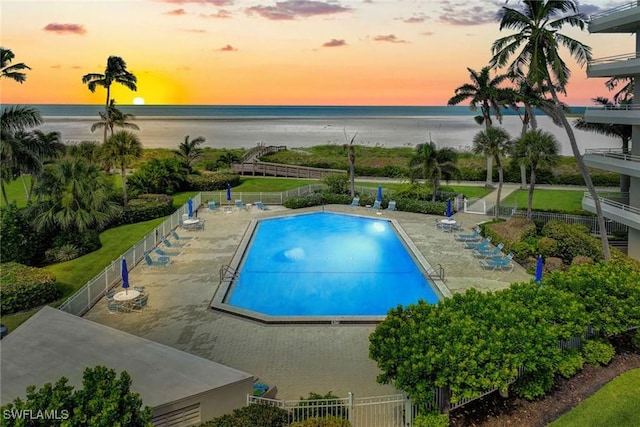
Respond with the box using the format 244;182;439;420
0;262;60;314
369;257;639;406
581;339;616;366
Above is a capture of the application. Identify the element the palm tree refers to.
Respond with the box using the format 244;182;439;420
66;141;102;165
1;48;30;83
447;66;515;187
472;127;512;220
0;106;42;205
91;99;140;137
103;130;142;207
173;135;205;172
26;130;65;202
513;130;560;218
574;96;633;193
82;56;137;144
491;0;610;260
408;141;460;202
343;131;357;198
31;158;120;233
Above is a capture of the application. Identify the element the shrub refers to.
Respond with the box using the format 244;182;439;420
541;221;602;264
631;330;640;351
395;198;447;215
323;174;350;195
413;413;450;427
284;193;324;209
555;349;584;378
537;237;558;258
544;257;565;272
45;244;80;263
202;404;288;427
582;339;615;366
295;392;347;420
119;194;174;224
571;255;594;266
290;416;351;427
188;172;241;191
1;203;51;266
0;262;60;314
512;370;555;400
127;157;189;195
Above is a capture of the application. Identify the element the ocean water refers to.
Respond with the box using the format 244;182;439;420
16;104;618;156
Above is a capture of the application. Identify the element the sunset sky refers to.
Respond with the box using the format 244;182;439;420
0;0;633;106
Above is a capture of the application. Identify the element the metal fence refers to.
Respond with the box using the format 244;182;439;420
511;209;628;235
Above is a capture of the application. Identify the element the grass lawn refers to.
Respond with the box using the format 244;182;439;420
0;177;30;208
501;189;589;213
549;369;640;427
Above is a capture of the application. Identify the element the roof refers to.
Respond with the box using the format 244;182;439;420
0;306;252;407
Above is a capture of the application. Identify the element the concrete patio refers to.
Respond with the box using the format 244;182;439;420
83;204;532;400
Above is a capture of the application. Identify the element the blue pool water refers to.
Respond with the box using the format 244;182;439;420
227;212;440;316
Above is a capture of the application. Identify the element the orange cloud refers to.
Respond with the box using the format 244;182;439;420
246;0;350;20
373;34;408;44
166;8;186;15
159;0;233;5
323;39;347;47
201;10;232;18
43;23;86;35
218;44;237;51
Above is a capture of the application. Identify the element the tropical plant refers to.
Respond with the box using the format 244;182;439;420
24;130;65;202
91;99;140;137
0;106;43;205
490;0;610;260
574;96;633;193
82;56;137;144
216;151;240;169
447;66;515;187
0;366;153;427
512;130;560;218
173;135;205;172
30;158;120;233
605;76;634;104
66;141;102;164
408;141;460;201
0;47;30;83
472;127;511;219
103;130;143;207
343;131;357;197
127;157;189;195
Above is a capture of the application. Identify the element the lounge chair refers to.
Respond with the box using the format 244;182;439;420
161;236;185;248
235;199;247;210
255;201;268;210
107;301;125;314
386;200;396;211
472;242;505;259
208;201;217;212
171;230;193;241
480;253;515;272
144;252;170;266
370;200;381;210
454;227;481;242
462;236;492;249
131;294;149;312
106;289;116;300
134;286;146;293
155;248;180;257
349;196;360;207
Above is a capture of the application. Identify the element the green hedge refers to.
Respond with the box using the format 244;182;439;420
202;404;288;427
187;173;241;191
290;416;351;427
119;194;175;225
0;262;60;314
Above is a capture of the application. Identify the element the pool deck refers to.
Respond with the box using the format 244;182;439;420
83;204;532;400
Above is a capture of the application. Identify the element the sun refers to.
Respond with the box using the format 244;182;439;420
133;97;145;105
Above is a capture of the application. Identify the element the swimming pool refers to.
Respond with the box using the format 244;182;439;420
215;212;441;322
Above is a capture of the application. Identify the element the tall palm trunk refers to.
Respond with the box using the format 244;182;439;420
120;160;128;207
103;88;110;145
1;182;9;206
527;168;537;219
494;156;503;220
548;80;610;260
483;103;494;187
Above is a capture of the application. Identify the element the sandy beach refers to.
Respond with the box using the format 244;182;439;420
38;115;620;156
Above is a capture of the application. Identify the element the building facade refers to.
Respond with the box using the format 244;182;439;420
583;2;640;260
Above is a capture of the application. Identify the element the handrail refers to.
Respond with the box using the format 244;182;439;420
585;104;640;111
219;264;239;284
588;52;639;66
589;2;638;21
584;149;640;163
583;192;640;215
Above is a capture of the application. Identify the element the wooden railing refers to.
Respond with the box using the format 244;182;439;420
233;161;345;179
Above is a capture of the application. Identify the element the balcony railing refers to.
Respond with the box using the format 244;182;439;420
589;2;639;21
584;192;640;216
584;148;640;163
585;104;639;111
588;52;640;66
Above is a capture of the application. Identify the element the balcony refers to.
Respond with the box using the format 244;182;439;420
584;149;640;177
589;2;640;33
587;52;640;78
583;105;640;126
582;192;640;230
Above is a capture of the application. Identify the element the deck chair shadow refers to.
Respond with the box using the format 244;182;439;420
480;253;515;272
349;196;360;207
155;248;180;257
472;242;505;259
386;200;396;212
144;251;170;266
454;227;481;242
171;230;194;241
462;236;492;250
161;236;186;248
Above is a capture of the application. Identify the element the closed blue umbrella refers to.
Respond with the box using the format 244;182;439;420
377;186;383;202
121;258;130;294
226;183;232;202
535;255;543;283
446;199;452;217
187;198;193;218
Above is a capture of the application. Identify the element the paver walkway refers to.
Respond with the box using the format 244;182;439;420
84;204;531;400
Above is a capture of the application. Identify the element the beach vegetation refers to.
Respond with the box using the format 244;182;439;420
491;0;610;260
90;99;140;138
188;172;241;191
174;135;206;173
127;157;189;195
323;173;350;195
0;262;60;315
103;130;143;207
66;140;103;165
0;366;153;427
82;56;138;144
0;47;30;84
203;403;288;427
408;141;460;202
118;194;175;225
0;202;51;265
472;127;512;219
343;131;357;197
512;130;560;217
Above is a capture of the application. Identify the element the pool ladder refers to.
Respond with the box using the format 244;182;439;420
426;263;445;281
219;265;239;284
